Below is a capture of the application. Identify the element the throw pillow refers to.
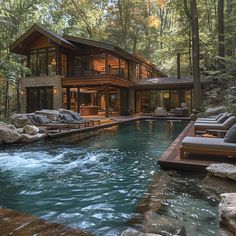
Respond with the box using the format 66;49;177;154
224;125;236;143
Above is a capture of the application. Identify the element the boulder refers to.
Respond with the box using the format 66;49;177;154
17;128;24;134
120;228;161;236
35;109;60;121
215;228;235;236
0;138;2;145
219;193;236;235
206;163;236;182
23;125;39;135
140;211;186;236
202;175;236;200
205;106;225;116
10;114;31;128
21;133;45;143
0;127;22;143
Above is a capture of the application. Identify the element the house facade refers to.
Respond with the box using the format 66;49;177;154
10;24;194;117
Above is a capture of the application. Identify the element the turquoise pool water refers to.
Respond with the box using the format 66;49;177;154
0;120;218;235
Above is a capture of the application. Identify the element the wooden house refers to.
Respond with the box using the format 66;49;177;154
10;24;195;116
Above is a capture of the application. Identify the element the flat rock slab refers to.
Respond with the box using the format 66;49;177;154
0;208;91;236
206;163;236;181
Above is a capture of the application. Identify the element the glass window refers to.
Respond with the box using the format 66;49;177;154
120;59;128;79
74;56;81;76
108;54;120;76
29;53;37;76
61;53;68;76
92;53;105;74
183;90;192;110
170;90;180;109
28;47;57;76
136;64;140;80
48;50;56;76
141;91;151;112
38;50;46;76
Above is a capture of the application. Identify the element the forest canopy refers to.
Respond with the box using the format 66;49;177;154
0;0;235;116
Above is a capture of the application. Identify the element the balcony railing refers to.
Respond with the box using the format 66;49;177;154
69;68;128;80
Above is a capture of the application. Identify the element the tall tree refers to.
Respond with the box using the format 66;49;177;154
183;0;202;109
218;0;225;70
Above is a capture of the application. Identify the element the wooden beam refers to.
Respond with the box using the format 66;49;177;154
105;85;109;117
66;87;71;110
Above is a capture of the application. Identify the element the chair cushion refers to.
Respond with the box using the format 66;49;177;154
35;115;50;124
223;116;236;128
70;112;81;121
224;125;236;143
182;137;236;150
216;113;223;120
217;115;228;123
62;114;74;123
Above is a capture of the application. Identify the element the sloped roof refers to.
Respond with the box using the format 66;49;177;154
10;24;166;76
10;24;79;54
135;77;195;89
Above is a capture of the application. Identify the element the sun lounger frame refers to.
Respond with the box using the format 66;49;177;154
180;146;236;158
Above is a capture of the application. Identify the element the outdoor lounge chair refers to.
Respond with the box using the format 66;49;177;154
180;136;236;159
59;109;100;127
26;114;74;131
194;116;236;133
196;113;224;122
195;113;232;124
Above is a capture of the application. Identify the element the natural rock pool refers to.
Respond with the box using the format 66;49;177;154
0;120;218;235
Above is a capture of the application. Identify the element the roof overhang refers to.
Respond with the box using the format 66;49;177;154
10;24;79;55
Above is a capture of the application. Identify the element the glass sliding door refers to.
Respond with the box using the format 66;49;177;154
27;87;53;113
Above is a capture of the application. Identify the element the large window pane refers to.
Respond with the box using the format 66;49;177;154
48;49;56;76
74;56;81;76
92;53;105;74
108;55;120;76
170;90;180;109
38;50;46;76
29;53;37;76
120;59;128;79
61;53;68;76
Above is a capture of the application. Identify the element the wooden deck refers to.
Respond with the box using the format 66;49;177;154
158;121;236;172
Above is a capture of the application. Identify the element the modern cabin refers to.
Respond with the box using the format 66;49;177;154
10;24;195;117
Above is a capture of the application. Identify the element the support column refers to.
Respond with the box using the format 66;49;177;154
105;85;109;117
77;87;80;113
66;87;71;110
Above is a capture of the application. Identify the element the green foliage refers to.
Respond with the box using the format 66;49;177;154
0;0;235;113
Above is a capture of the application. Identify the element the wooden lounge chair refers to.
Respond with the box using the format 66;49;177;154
194;116;236;133
180;136;236;159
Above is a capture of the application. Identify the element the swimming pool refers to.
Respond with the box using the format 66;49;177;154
0;120;218;235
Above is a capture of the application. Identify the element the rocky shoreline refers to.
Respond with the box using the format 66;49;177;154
121;164;236;236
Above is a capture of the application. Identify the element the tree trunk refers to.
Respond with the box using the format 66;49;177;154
226;0;233;72
16;78;20;113
218;0;225;70
189;0;202;109
4;79;9;118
